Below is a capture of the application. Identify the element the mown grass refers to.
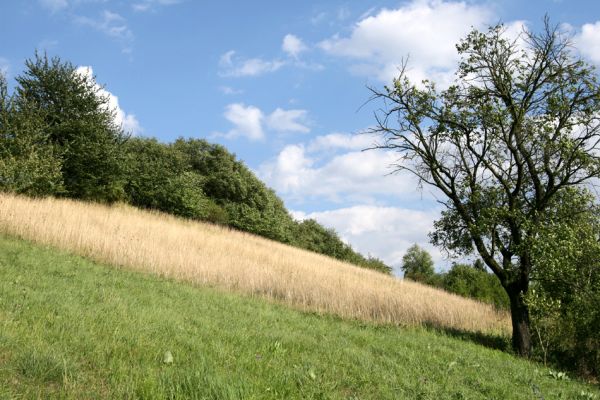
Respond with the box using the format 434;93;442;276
0;236;598;399
0;193;509;335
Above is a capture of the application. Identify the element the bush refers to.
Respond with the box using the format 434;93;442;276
442;263;509;310
527;190;600;378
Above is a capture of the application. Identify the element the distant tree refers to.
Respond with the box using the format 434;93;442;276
0;72;62;196
442;262;509;310
370;20;600;356
401;244;435;283
15;52;126;202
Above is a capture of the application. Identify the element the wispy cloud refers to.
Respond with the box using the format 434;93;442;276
219;50;285;78
39;0;68;13
75;10;134;53
132;0;183;13
219;86;243;95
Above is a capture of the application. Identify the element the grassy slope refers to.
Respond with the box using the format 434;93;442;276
0;236;597;400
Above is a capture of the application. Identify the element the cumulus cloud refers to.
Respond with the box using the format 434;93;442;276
319;0;493;84
75;66;142;135
282;34;308;59
219;50;285;77
220;103;265;140
259;136;431;203
575;21;600;65
215;103;310;141
75;10;134;53
293;205;443;273
266;108;310;133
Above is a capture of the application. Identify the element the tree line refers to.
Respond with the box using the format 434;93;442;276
0;52;391;274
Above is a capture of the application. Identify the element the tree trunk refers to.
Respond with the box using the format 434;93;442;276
507;285;532;357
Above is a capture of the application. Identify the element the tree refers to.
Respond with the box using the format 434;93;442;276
370;20;600;356
527;188;600;376
0;72;63;196
401;244;435;283
442;262;509;310
15;53;127;202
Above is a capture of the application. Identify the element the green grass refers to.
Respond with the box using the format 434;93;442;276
0;235;597;399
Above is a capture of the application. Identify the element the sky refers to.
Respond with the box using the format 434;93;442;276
2;0;600;274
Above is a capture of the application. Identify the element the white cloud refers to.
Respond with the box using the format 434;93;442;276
75;10;134;53
307;132;378;152
575;21;600;65
219;50;284;77
132;0;182;13
75;66;142;135
294;205;443;273
319;0;493;84
39;0;68;12
282;34;308;59
259;138;430;203
220;103;265;140
219;86;243;95
266;108;310;133
216;103;310;141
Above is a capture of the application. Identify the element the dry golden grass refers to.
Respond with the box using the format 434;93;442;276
0;193;510;335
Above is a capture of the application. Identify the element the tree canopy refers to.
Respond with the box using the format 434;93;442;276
370;19;600;356
0;52;392;275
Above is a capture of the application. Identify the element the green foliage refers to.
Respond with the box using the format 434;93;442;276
0;53;391;274
123;138;217;221
1;235;597;399
442;263;509;310
173;138;295;242
372;19;600;357
526;189;600;378
401;244;435;283
15;52;126;202
0;72;63;196
292;219;392;273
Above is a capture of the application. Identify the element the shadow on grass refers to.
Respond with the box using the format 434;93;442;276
425;323;513;353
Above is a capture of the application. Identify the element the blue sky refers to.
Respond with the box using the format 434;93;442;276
2;0;600;273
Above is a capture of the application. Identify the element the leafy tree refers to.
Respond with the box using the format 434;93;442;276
442;262;509;310
370;20;600;356
401;244;435;283
124;138;222;221
173;138;295;242
527;188;600;376
15;53;126;202
0;72;62;196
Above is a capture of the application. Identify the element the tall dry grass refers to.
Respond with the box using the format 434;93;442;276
0;193;510;335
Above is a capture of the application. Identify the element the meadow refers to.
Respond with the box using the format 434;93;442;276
0;193;508;335
1;235;598;399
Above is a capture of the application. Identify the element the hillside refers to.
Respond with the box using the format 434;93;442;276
1;235;598;399
0;193;507;335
